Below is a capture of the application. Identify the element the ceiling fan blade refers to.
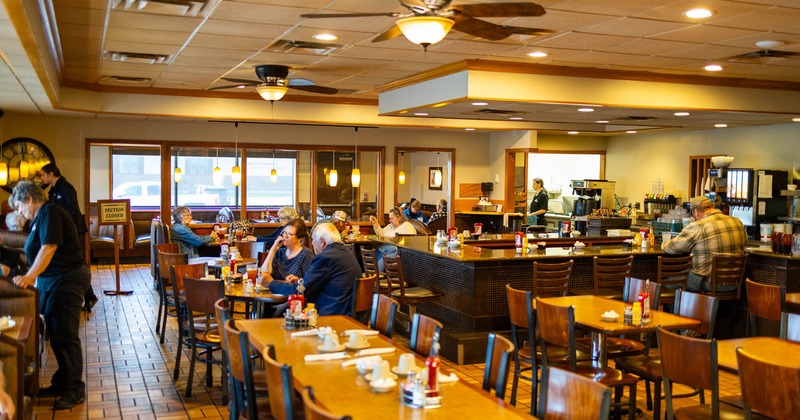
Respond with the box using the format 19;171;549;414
372;25;404;43
452;15;512;41
290;85;338;95
288;78;316;87
301;12;400;18
221;77;261;84
208;84;255;91
503;25;556;37
452;2;546;17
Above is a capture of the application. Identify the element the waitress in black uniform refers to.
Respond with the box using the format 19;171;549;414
528;177;548;227
11;180;91;410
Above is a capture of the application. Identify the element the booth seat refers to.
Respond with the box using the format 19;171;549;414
89;213;151;259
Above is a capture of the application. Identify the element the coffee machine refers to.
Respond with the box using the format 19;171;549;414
570;180;616;215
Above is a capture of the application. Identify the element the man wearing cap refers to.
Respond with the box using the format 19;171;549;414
662;196;747;292
314;210;352;241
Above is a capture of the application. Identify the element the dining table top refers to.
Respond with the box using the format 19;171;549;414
716;336;800;374
235;315;531;419
225;282;287;304
189;256;257;269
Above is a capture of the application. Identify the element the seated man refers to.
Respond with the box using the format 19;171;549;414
314;210;352;240
266;223;361;316
662;196;747;292
427;198;447;225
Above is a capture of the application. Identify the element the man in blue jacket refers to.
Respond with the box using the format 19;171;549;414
267;223;361;315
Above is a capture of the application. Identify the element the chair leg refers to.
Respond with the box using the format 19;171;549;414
628;383;637;420
530;367;538;416
173;336;183;380
645;380;653;410
186;341;197;397
206;348;214;387
155;292;163;335
160;302;170;344
653;379;662;420
614;387;622;419
510;360;520;405
221;352;228;405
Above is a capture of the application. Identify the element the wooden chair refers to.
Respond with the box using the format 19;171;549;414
0;334;29;420
212;299;231;408
182;276;224;398
359;246;393;294
596;277;661;359
570;255;633;298
535;297;638;420
745;279;785;337
156;250;187;343
427;217;447;234
505;284;537;410
659;327;746;419
153;242;179;287
780;311;800;342
171;263;208;381
408;219;431;235
301;386;352;420
708;253;748;300
350;274;377;322
409;313;442;357
369;294;398;337
482;332;514;399
656;254;692;308
234;240;266;259
737;347;800;419
224;319;272;420
786;291;800;314
615;289;719;420
0;277;41;396
384;251;442;324
263;344;302;420
150;224;172;285
537;366;612;420
533;260;573;297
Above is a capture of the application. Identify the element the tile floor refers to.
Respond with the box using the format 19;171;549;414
30;263;744;419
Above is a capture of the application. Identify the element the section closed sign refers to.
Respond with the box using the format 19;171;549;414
97;199;130;226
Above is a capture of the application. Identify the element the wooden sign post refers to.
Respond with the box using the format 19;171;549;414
97;199;133;296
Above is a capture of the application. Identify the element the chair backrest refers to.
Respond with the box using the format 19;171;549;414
158;251;187;285
535;297;578;371
383;253;407;298
537;366;612;420
657;327;721;417
370;294;398;337
350;275;377;317
258;251;269;267
0;334;25;420
710;253;747;298
224;319;258;420
234;241;266;259
780;311;800;342
263;344;299;420
0;277;40;394
155;242;180;254
183;276;223;339
170;263;207;296
737;347;800;420
622;277;661;310
410;313;443;357
674;289;719;338
427;217;447;233
214;299;229;353
505;284;536;374
657;254;693;289
301;386;352;420
533;260;573;297
408;219;431;235
593;255;633;294
359;246;380;280
746;279;785;336
150;218;169;278
482;332;515;399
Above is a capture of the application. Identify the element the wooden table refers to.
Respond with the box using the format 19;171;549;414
0;316;32;342
236;316;530;419
539;295;700;366
189;256;257;277
225;282;287;319
717;337;800;374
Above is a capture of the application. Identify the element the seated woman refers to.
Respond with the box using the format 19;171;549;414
169;206;217;258
260;219;313;281
256;206;299;247
369;207;416;271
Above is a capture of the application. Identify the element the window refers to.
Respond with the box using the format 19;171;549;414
172;147;240;208
528;152;603;213
103;147;162;208
245;149;297;207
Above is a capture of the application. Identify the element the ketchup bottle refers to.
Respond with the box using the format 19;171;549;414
288;279;306;316
638;280;651;322
426;331;441;395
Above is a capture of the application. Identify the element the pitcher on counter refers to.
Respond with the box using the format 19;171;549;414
528;177;548;227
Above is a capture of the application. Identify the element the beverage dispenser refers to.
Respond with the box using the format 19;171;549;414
727;168;787;238
570;180;616;215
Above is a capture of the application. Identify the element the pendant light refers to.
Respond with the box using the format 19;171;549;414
270;149;278;183
174;148;182;183
213;148;223;186
0;110;6;186
19;154;29;178
351;127;360;188
329;151;338;187
433;152;443;187
398;152;406;185
231;122;241;187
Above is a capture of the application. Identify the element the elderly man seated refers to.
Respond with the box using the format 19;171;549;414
266;223;361;315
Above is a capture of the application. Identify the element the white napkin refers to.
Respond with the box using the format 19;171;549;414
291;329;320;338
438;372;459;383
341;355;382;368
304;352;348;362
355;348;395;357
343;329;380;337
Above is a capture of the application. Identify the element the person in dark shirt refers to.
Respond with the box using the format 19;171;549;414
528;177;548;226
40;163;97;312
10;180;90;410
256;206;299;247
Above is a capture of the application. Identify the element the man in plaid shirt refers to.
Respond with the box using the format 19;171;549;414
662;196;747;292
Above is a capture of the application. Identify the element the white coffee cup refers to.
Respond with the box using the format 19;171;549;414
397;353;416;374
348;331;367;348
372;360;391;381
323;333;340;351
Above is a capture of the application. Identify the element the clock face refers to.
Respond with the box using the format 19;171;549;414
0;138;56;193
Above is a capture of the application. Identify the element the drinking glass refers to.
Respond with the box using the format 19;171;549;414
246;264;258;283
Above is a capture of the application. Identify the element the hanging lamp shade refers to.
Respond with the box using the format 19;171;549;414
329;169;338;187
398;170;406;185
213;166;223;186
231;165;241;186
256;85;288;101
0;163;7;186
351;168;361;188
174;167;182;183
396;16;454;46
270;168;278;183
19;160;29;178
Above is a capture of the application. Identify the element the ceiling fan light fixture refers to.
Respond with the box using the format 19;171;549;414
256;85;289;101
527;51;548;58
313;33;338;41
684;8;714;19
755;40;785;50
704;64;723;72
396;16;454;46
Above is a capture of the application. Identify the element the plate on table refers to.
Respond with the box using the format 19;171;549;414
317;344;346;353
391;366;420;376
600;315;619;322
0;319;16;332
345;342;370;351
365;372;398;382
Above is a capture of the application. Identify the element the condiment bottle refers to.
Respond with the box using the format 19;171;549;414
305;303;318;328
426;331;441;395
623;306;633;325
638;280;651;322
288;279;305;316
649;226;656;248
515;231;524;253
632;302;642;325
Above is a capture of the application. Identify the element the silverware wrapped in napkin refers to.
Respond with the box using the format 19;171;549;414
304;352;348;362
291;328;320;338
355;348;395;357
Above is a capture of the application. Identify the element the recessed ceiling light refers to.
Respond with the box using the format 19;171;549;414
595;120;609;124
704;64;723;72
414;112;429;116
568;131;579;135
577;108;595;112
465;128;475;131
509;117;523;120
715;123;728;128
684;8;714;19
526;51;548;58
626;130;637;134
793;117;800;122
471;102;488;106
674;112;690;116
313;33;338;41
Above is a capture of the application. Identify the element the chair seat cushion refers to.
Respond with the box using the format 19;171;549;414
133;235;151;249
379;279;407;290
391;286;440;299
574;363;639;386
615;354;662;380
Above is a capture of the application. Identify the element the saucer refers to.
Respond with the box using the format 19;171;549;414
345;342;370;350
370;379;397;393
317;344;346;353
600;315;619;322
365;372;398;382
391;366;420;376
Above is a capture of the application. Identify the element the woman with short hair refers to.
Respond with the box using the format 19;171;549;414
256;206;299;246
170;206;217;258
260;219;313;281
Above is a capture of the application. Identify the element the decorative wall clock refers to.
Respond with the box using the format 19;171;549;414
0;137;56;193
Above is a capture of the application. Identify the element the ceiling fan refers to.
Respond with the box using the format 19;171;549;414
301;0;549;47
723;40;800;62
209;64;338;101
